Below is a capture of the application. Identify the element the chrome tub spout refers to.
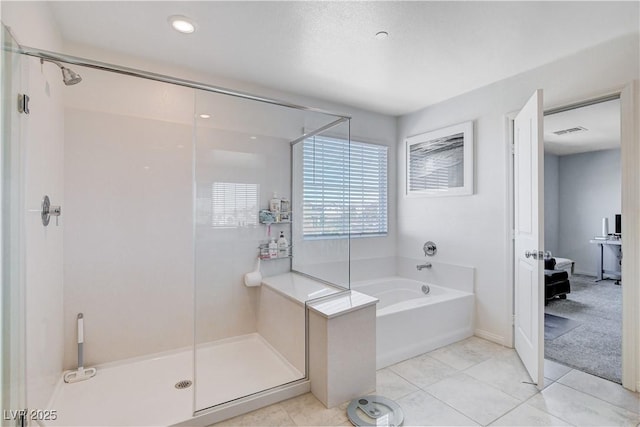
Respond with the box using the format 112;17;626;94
416;263;432;271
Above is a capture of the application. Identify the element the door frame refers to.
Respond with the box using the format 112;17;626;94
505;81;639;391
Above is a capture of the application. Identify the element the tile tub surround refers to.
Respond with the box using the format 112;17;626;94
214;336;640;427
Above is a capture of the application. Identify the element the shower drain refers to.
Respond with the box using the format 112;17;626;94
175;380;192;389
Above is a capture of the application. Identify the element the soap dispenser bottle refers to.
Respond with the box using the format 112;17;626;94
277;231;289;257
268;238;278;259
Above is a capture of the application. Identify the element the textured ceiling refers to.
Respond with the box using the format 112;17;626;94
49;1;639;116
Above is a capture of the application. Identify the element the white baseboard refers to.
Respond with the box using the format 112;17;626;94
474;329;507;347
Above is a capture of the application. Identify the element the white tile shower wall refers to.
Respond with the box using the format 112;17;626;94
194;125;292;345
397;34;639;346
64;106;194;368
2;1;66;412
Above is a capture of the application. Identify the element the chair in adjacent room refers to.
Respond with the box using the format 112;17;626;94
545;257;571;305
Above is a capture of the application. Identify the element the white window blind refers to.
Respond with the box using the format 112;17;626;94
303;136;388;238
211;182;259;228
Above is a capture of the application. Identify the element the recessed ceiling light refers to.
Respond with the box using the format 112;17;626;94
250;136;257;140
375;31;389;40
199;114;211;119
169;15;196;34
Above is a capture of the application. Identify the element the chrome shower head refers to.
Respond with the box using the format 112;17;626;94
61;66;82;85
41;58;82;86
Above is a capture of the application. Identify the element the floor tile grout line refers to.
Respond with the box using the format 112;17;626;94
428;352;494;372
378;366;426;398
285;411;297;427
458;359;542;403
415;360;546;426
387;359;461;391
519;384;579;427
483;399;531;426
553;375;640;415
531;382;640;425
420;388;486;426
417;351;467;371
389;348;537;411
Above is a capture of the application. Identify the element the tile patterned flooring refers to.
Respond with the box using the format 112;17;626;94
214;337;640;426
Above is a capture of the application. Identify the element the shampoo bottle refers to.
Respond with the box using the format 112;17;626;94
277;231;289;257
269;193;281;213
268;239;278;259
270;192;281;222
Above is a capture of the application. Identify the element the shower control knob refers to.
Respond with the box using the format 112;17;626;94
51;205;62;226
41;195;62;227
423;241;437;256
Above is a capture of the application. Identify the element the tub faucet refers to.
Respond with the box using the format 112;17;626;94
416;263;432;271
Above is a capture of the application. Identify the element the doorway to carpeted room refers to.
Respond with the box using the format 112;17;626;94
544;275;622;383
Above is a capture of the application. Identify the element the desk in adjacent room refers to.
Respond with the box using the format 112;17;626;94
589;238;622;281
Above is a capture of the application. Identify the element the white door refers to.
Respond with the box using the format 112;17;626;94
514;90;544;387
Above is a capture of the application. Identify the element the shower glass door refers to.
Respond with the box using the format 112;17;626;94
53;65;196;426
193;88;349;412
1;25;26;421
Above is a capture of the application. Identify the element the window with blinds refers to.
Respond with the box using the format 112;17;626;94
211;182;259;228
303;136;388;238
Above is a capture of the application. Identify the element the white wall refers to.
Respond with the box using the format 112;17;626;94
1;0;65;412
397;33;639;345
544;153;560;256
558;149;621;275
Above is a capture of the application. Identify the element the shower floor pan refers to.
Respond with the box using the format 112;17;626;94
46;333;302;426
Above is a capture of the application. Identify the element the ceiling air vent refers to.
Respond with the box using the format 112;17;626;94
552;126;588;136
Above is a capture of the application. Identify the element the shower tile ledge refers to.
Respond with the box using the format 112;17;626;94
261;272;342;305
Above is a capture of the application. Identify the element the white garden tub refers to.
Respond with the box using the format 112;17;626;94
352;276;474;369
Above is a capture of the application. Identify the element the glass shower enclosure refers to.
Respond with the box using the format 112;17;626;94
2;36;352;425
193;89;351;413
1;25;26;424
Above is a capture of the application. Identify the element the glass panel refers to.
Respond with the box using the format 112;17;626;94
48;65;196;425
193;89;342;411
1;25;26;420
292;121;351;288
